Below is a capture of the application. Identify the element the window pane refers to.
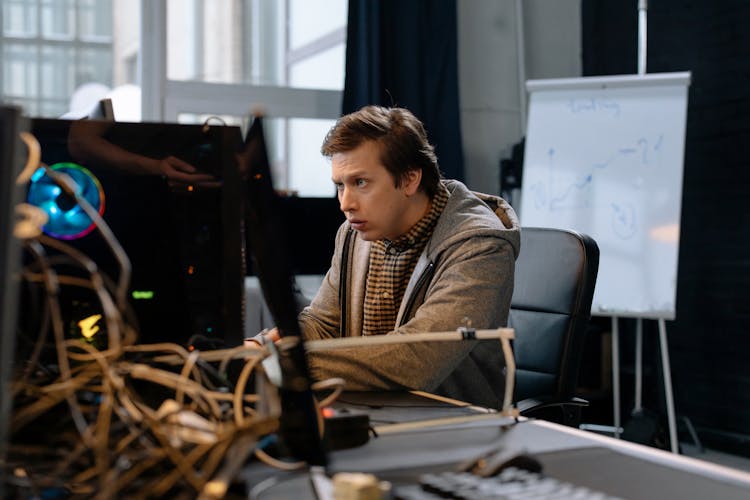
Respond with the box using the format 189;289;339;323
79;0;112;40
40;45;75;98
2;1;134;118
264;118;289;190
168;0;247;84
112;0;140;86
167;0;199;80
289;44;345;91
39;97;68;117
3;43;37;97
288;118;336;197
41;0;75;39
289;0;346;50
78;46;113;87
245;0;285;86
3;0;37;37
201;0;243;83
167;0;346;90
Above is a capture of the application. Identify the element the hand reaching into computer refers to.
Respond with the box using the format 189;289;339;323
157;155;221;188
243;327;281;349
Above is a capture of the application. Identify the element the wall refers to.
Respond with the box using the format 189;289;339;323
457;0;581;194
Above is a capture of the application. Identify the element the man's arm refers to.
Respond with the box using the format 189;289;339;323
296;224;349;340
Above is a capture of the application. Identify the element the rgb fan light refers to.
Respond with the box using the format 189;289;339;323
27;162;105;240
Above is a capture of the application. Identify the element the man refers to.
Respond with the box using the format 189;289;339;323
253;106;520;409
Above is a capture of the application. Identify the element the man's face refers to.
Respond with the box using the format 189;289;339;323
331;140;420;241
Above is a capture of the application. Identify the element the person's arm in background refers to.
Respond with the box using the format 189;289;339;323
67;119;219;187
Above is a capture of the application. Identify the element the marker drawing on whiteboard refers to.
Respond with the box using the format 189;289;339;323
548;174;593;211
654;134;664;152
611;202;636;239
530;147;555;209
531;134;665;214
566;97;621;117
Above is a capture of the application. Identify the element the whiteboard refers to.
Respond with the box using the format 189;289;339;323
519;72;691;320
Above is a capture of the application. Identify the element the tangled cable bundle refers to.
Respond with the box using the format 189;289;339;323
7;233;286;498
9;327;279;498
5;135;292;498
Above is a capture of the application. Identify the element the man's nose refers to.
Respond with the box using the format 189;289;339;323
339;186;356;213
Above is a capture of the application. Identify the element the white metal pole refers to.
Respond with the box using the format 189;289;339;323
634;318;643;411
515;0;528;135
612;316;621;438
638;0;648;75
659;319;679;453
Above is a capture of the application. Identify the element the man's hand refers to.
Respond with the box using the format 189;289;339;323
243;327;280;349
265;327;281;343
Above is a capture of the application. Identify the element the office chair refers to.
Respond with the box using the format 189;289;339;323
510;227;599;427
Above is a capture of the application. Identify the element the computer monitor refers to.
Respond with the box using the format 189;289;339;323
240;115;326;465
0;105;27;496
244;195;342;277
21;118;245;348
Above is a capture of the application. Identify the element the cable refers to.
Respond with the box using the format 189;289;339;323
42;166;132;314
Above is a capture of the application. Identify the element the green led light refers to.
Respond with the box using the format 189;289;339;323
131;290;154;300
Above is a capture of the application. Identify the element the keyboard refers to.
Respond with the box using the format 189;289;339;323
394;467;622;499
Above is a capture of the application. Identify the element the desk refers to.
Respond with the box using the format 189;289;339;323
243;392;750;499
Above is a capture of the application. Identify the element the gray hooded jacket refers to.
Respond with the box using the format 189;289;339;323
299;179;521;408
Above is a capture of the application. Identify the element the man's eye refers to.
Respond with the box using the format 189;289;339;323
356;179;367;187
334;183;344;191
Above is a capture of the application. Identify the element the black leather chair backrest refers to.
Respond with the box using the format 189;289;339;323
510;227;599;412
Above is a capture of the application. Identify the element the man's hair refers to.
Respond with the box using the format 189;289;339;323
321;105;442;198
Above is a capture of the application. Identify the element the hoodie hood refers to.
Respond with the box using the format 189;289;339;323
426;179;521;261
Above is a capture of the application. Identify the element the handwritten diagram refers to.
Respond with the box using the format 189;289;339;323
526;134;663;240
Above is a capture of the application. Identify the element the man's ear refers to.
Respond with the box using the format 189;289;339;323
403;168;422;196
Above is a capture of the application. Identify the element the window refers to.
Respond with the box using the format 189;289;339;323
1;0;345;196
160;0;347;196
1;0;115;117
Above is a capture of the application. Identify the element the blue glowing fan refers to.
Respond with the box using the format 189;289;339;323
27;162;105;240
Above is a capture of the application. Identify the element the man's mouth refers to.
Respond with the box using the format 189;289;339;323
349;219;366;230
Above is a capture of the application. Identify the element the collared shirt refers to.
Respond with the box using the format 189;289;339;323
362;183;449;336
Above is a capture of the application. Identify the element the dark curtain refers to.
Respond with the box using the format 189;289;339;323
343;0;464;181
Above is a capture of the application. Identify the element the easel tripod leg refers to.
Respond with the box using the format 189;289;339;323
612;316;621;439
658;318;679;453
635;318;643;412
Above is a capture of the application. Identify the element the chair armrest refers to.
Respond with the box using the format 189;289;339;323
516;396;589;427
516;396;588;413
